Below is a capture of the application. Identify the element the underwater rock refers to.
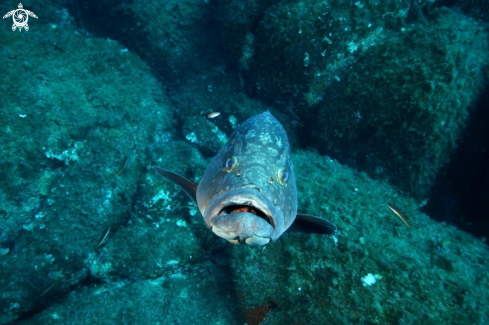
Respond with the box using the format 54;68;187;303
239;2;489;197
0;15;173;324
229;149;489;324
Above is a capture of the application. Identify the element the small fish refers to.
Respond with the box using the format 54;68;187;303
154;112;337;246
97;226;111;249
40;277;63;297
206;111;221;119
111;156;127;177
387;202;411;228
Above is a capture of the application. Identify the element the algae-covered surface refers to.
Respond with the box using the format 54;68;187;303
1;1;488;324
232;151;489;324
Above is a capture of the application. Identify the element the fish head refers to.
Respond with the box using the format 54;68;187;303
196;112;297;246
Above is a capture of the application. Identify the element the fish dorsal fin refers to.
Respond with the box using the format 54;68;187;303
153;167;198;203
287;214;337;235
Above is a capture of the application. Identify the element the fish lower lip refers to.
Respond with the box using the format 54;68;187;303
210;224;272;246
218;204;274;229
210;213;275;245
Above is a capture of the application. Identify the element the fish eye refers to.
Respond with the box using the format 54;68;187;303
225;156;237;173
278;169;289;185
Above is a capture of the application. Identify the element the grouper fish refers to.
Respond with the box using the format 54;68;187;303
154;112;337;246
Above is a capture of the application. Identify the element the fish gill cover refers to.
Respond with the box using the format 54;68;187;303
0;0;488;324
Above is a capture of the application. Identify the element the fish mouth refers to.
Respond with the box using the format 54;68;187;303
218;204;275;229
203;188;282;246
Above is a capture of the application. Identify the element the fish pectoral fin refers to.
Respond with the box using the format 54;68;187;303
153;166;198;203
287;214;337;235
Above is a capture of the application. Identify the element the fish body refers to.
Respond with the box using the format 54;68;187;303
154;112;336;246
206;111;221;119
